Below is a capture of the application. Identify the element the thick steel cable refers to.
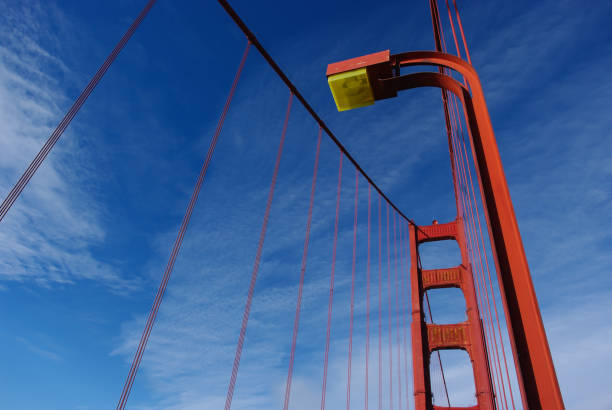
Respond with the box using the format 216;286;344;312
346;168;359;410
365;184;371;410
392;212;402;410
0;0;157;224
320;152;343;410
224;91;293;410
385;204;393;410
377;195;383;410
283;126;322;410
216;0;420;231
116;40;250;410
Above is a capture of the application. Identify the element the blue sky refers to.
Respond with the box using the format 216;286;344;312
1;0;611;409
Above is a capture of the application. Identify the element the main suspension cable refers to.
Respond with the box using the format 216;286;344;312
216;0;417;228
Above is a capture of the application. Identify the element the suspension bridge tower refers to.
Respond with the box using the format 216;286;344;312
325;1;565;409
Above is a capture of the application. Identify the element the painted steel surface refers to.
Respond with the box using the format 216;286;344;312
410;220;494;410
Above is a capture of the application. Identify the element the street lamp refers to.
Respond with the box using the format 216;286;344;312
326;50;395;111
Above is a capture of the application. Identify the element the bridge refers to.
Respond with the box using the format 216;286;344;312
0;1;574;409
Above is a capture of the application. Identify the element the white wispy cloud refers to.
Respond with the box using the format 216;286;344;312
15;335;62;361
0;1;139;292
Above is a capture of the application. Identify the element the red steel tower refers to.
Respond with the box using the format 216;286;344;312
409;219;494;409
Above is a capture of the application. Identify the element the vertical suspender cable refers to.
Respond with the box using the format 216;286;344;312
452;0;472;64
444;0;462;66
392;212;402;410
441;0;515;396
386;204;394;410
448;94;508;410
427;0;461;214
283;126;322;410
445;72;506;409
116;40;250;410
399;219;410;409
365;184;372;410
444;76;503;408
448;103;505;410
402;221;411;409
457;124;516;409
427;2;454;404
321;152;343;410
224;91;293;410
346;168;359;410
377;195;383;410
404;221;413;409
423;11;470;402
0;0;157;223
424;290;451;406
443;2;517;403
440;1;509;403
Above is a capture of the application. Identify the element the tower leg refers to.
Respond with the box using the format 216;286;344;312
410;220;495;410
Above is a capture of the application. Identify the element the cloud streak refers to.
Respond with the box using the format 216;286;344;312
0;1;139;292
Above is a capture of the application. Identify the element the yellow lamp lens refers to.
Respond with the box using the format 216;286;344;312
327;68;374;112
